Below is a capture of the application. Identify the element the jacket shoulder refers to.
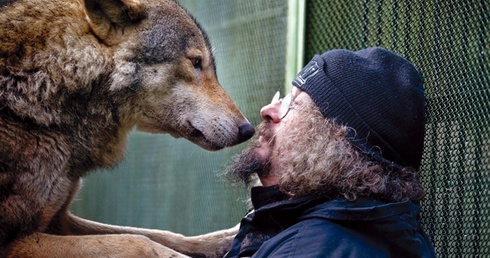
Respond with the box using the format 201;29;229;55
254;217;390;258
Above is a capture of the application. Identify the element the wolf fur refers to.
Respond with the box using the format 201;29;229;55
0;0;254;256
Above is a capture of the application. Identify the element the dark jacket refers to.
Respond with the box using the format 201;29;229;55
224;186;436;258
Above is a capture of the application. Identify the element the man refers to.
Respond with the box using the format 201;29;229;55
223;47;436;257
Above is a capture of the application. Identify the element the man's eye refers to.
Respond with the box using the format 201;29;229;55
192;57;202;69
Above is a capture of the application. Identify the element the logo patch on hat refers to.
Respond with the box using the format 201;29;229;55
293;61;319;86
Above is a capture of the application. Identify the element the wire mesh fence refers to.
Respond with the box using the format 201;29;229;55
305;0;489;257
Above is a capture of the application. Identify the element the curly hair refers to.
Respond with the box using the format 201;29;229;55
273;100;425;202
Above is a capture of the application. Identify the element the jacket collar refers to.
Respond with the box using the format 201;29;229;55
250;185;420;222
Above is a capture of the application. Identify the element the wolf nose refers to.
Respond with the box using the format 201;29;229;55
238;122;255;142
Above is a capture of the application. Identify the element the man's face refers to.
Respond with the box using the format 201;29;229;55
224;87;310;186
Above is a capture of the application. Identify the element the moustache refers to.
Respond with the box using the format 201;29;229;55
257;121;274;144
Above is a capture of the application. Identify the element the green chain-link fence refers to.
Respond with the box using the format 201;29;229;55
305;1;489;257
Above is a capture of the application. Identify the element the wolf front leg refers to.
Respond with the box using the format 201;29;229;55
7;232;190;258
63;212;238;258
145;224;239;258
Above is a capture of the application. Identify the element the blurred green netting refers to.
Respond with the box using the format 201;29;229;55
72;0;489;256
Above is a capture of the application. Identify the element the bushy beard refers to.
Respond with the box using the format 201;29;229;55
223;122;274;187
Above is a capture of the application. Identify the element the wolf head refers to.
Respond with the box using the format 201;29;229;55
84;0;255;150
0;0;254;151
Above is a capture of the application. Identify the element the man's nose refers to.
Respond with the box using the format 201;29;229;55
260;102;282;123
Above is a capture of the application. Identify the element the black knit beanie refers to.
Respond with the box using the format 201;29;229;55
292;47;425;170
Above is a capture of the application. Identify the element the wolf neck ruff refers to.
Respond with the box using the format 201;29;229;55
292;47;426;170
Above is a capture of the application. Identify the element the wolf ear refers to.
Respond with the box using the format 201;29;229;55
84;0;146;45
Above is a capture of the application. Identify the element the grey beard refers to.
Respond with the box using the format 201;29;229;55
223;121;275;187
222;138;271;187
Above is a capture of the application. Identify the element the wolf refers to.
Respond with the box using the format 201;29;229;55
0;0;254;256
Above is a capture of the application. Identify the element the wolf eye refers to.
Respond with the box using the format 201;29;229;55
192;57;202;70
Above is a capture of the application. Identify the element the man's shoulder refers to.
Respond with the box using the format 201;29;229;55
256;217;389;257
301;198;420;221
254;199;432;258
286;214;357;240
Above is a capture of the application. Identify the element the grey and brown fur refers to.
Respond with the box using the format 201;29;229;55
0;0;253;256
